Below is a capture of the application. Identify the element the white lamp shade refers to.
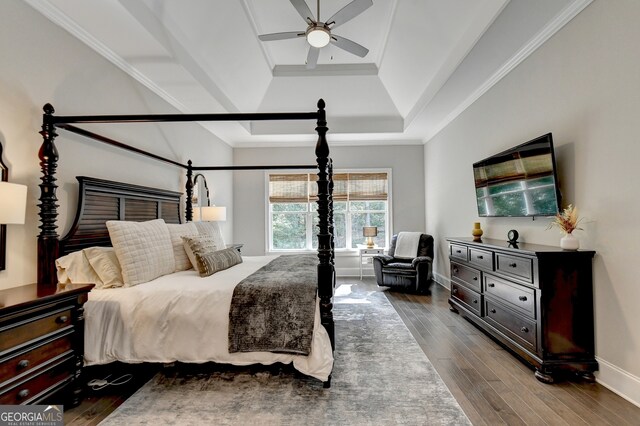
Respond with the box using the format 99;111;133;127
194;205;226;222
0;182;27;225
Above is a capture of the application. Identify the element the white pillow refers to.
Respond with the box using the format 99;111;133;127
166;222;199;271
56;250;103;286
106;219;175;286
84;247;124;289
194;221;226;249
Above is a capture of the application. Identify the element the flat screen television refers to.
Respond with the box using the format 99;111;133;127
473;133;561;217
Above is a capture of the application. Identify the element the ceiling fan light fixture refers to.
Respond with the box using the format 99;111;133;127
306;26;331;48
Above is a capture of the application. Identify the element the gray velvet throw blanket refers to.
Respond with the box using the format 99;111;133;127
228;255;318;355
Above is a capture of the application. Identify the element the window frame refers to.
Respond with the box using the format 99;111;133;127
265;168;392;254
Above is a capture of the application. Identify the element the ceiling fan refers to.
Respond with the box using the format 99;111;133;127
258;0;373;69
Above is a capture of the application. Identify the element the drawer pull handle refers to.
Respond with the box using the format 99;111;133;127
17;360;29;370
453;267;458;274
473;277;478;281
452;288;458;294
56;315;69;324
488;283;495;288
519;296;528;302
477;255;484;259
17;389;30;399
473;299;478;304
509;263;518;268
490;309;497;313
456;250;462;253
521;327;529;333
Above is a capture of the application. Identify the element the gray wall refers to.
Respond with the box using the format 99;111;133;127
424;0;640;402
233;145;425;275
0;2;233;289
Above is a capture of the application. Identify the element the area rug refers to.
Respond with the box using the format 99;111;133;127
100;284;470;425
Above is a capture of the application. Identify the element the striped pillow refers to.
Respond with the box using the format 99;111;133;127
194;247;242;277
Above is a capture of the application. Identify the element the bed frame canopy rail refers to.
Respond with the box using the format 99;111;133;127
37;99;335;350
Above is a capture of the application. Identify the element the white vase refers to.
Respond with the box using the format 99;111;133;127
560;233;579;250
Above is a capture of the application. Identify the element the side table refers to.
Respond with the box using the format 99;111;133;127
358;245;384;279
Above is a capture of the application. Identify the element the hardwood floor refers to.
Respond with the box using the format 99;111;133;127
63;278;640;425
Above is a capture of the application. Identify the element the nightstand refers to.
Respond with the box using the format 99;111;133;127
0;283;94;406
358;245;384;279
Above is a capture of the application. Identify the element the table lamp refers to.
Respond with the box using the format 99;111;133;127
363;226;378;248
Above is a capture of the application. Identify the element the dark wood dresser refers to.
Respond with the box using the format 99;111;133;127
0;283;93;406
447;237;597;383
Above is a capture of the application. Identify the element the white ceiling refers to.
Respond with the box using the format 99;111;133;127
26;0;592;147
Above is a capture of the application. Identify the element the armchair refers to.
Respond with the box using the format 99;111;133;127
373;233;434;293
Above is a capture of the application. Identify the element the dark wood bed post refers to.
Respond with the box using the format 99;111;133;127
328;160;335;268
37;104;60;292
315;99;334;364
185;160;194;222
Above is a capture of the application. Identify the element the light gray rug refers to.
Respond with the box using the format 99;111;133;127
100;284;470;425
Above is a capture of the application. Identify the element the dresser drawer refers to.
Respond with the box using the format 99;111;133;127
484;274;536;319
450;244;468;261
0;356;74;405
451;261;481;292
469;248;493;270
485;300;537;350
0;308;73;353
451;283;482;316
0;331;74;385
496;253;533;283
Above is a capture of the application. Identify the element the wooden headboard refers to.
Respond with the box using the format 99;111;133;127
59;176;182;256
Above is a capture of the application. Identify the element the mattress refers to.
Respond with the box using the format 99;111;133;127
83;255;333;381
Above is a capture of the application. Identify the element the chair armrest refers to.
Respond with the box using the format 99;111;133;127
373;254;394;265
411;256;433;268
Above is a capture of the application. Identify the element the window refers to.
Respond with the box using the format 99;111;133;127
268;171;390;251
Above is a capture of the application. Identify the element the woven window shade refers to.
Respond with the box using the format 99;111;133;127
349;173;388;200
269;174;309;203
270;172;388;203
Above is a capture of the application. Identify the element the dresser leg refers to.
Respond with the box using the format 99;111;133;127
578;371;596;382
534;369;555;384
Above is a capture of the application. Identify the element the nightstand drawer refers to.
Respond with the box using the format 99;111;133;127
0;331;74;385
496;253;533;283
0;308;73;353
451;261;481;292
484;273;536;319
0;356;75;405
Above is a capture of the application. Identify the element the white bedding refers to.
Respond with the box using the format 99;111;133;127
84;255;334;381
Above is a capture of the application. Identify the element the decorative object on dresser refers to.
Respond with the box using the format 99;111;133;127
548;204;583;251
507;229;519;245
447;237;597;383
471;222;483;241
0;283;94;406
0;139;28;271
372;233;434;294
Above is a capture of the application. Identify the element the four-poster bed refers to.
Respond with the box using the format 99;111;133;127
35;100;336;390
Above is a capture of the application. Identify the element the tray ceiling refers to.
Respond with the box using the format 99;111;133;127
26;0;592;147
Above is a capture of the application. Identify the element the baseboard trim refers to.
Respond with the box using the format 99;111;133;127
595;357;640;408
434;272;451;290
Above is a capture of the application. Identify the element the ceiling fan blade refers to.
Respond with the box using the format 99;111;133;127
290;0;315;24
326;0;372;29
331;34;369;58
306;46;320;69
258;31;305;42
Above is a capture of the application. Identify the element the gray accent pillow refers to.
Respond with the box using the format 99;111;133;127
195;247;242;277
181;235;220;271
